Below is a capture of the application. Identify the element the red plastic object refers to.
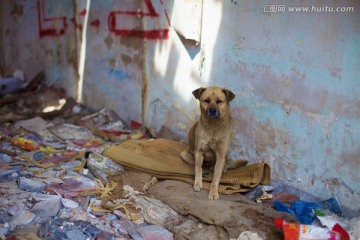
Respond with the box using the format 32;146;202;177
130;120;142;129
275;218;284;229
333;224;350;240
102;129;126;136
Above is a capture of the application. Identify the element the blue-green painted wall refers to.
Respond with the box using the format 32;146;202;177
203;0;360;213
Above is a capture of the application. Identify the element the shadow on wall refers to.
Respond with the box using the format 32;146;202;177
144;0;225;139
141;0;223;139
152;0;224;103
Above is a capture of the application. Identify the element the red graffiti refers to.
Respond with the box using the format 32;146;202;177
37;0;67;38
90;19;100;28
70;18;83;31
37;0;88;37
70;9;87;31
108;0;170;39
79;9;87;16
37;0;170;39
160;0;171;28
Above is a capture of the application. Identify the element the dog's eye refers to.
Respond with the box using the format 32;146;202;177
216;100;223;104
204;99;210;104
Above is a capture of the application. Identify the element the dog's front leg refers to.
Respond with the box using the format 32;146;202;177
194;149;204;191
209;148;226;200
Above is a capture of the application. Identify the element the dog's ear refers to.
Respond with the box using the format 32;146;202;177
222;89;236;102
192;87;206;99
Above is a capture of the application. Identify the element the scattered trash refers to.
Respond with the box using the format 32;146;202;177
137;196;183;227
274;197;343;224
246;185;274;202
0;90;153;239
244;183;353;239
49;123;94;141
14;117;53;133
0;113;161;239
262;191;300;208
87;152;125;175
275;218;349;240
315;209;348;229
0;76;24;95
11;137;39;151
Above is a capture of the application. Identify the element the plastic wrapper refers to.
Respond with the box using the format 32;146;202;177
275;218;349;240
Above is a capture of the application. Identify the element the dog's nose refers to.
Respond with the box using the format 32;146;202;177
207;108;219;118
209;108;217;115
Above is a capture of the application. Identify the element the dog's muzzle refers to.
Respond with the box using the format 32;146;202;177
206;108;220;118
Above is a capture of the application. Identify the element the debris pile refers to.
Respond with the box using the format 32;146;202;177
0;75;175;239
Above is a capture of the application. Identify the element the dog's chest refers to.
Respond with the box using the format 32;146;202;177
196;120;231;151
202;139;217;151
198;133;222;151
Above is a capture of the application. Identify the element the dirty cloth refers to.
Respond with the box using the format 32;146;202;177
103;138;270;194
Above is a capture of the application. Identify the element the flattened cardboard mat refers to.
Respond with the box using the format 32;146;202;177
103;138;270;194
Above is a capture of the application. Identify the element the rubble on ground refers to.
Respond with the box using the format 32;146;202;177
0;73;357;240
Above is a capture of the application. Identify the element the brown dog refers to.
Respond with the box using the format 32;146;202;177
180;86;237;200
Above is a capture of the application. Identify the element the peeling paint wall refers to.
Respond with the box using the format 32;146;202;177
81;0;147;123
0;0;80;98
200;0;360;214
1;0;359;214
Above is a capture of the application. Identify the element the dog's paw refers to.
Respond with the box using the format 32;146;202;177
193;181;202;192
209;183;219;200
208;190;219;200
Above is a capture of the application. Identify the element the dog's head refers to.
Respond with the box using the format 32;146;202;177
192;87;235;119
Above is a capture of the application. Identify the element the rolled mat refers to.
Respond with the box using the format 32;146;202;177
102;138;270;194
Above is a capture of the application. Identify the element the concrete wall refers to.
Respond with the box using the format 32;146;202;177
1;0;359;214
81;0;149;123
213;1;360;214
0;0;80;98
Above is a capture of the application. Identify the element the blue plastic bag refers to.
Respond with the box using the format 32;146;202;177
274;197;343;224
274;200;319;224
